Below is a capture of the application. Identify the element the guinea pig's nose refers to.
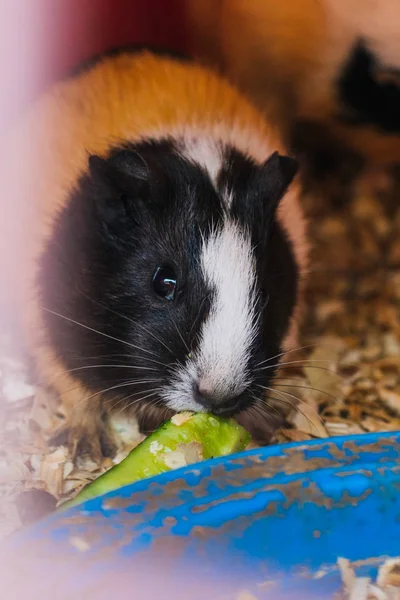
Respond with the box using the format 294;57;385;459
195;383;241;416
195;383;216;407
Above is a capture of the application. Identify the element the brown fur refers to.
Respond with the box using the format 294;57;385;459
0;51;307;458
186;0;400;179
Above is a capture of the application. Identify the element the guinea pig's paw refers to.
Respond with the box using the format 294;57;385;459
67;416;117;463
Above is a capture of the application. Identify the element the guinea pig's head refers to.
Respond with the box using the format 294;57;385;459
39;137;299;430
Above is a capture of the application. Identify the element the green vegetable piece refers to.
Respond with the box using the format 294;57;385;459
61;413;250;510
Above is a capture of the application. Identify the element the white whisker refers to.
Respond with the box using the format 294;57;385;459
272;380;340;401
77;289;174;356
257;361;349;382
257;385;326;435
32;362;160;399
255;343;322;368
250;393;284;424
189;294;210;338
111;387;162;412
118;391;166;416
171;317;190;354
41;307;167;367
76;378;161;408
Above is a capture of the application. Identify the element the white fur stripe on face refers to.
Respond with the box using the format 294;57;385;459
161;219;258;413
196;219;257;400
179;137;222;186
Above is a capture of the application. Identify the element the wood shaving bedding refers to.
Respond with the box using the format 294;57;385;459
0;333;144;534
337;557;400;599
2;181;400;548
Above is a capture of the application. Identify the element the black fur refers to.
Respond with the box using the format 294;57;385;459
38;139;220;422
338;39;400;133
220;148;298;233
38;138;299;426
70;44;190;79
290;119;365;206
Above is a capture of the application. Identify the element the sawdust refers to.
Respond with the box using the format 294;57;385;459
337;556;400;599
0;333;144;535
271;182;400;445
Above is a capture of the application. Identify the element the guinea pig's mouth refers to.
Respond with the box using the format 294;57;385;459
207;394;253;418
208;399;243;417
208;388;284;442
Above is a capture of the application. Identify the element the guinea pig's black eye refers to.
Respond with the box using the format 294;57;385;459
152;266;177;301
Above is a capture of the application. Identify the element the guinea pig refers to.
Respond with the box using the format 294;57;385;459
186;0;400;199
0;48;307;460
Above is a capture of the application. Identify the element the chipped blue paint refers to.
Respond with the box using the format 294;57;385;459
2;431;400;599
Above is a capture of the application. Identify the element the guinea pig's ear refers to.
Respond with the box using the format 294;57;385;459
255;151;298;212
88;150;150;192
108;149;150;183
88;151;150;227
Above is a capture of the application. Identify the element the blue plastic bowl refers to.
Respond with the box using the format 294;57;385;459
2;430;400;599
